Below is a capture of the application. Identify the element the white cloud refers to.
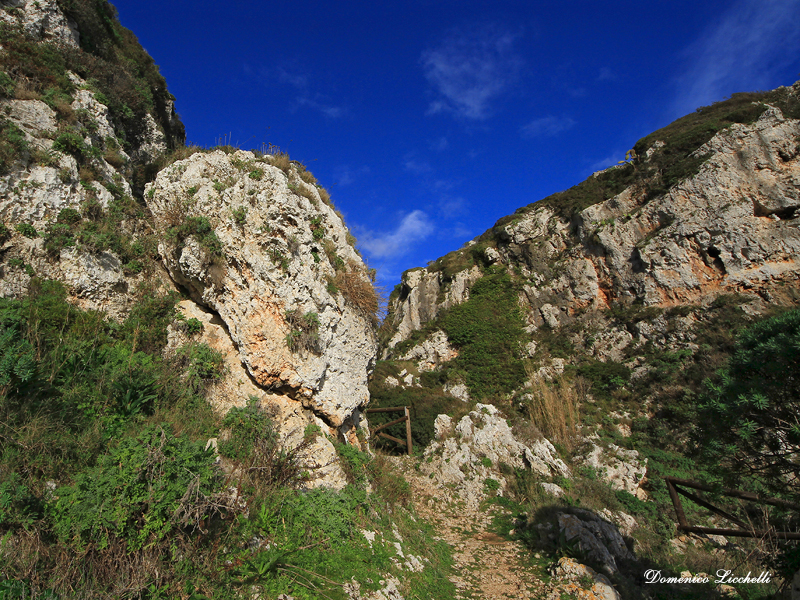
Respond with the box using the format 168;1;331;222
672;0;800;116
597;67;616;82
276;66;308;89
422;24;522;120
358;210;435;259
521;115;576;138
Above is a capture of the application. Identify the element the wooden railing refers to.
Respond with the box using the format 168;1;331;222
365;406;413;455
664;476;800;540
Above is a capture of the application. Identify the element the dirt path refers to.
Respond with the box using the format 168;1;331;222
395;458;556;600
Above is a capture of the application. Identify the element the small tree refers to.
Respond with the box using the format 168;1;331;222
698;308;800;493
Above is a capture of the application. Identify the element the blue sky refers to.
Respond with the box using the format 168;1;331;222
112;0;800;288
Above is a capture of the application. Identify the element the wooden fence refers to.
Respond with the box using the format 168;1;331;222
664;476;800;540
364;406;413;455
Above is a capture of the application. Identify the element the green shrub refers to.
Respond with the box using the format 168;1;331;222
0;71;15;97
219;397;309;488
52;131;89;159
697;308;800;492
248;167;264;180
57;207;82;225
184;317;203;335
168;216;223;258
50;424;221;551
576;359;630;399
231;206;247;225
310;215;324;240
174;342;225;391
0;223;10;242
442;269;526;399
43;222;75;254
0;119;29;174
119;288;179;354
14;223;37;238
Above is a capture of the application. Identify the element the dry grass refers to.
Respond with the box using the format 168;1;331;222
317;186;333;207
14;85;40;101
296;163;318;185
334;261;383;323
103;148;126;168
270;151;291;173
522;371;582;450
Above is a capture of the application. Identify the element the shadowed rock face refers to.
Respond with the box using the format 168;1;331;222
385;102;800;348
147;149;378;428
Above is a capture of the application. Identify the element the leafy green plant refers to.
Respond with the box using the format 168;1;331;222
14;223;37;238
174;342;225;391
0;119;29;174
231;206;247;225
219;397;310;488
442;269;526;399
52;131;89;160
309;215;324;240
168;216;223;258
43;222;75;254
248;167;264;180
50;424;221;551
697;308;800;491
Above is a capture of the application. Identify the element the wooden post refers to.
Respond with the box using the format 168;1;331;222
404;406;413;456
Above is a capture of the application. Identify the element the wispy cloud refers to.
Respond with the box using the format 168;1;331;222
403;155;432;174
276;66;308;89
358;210;435;259
294;96;345;118
265;65;345;118
521;115;576;138
429;136;448;151
422;24;522;120
438;195;467;218
332;165;369;187
597;67;616;82
672;0;800;117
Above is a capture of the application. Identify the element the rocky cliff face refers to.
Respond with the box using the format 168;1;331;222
384;96;800;358
0;0;378;488
146;149;378;429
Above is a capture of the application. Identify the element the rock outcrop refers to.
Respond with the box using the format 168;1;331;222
384;98;800;351
147;149;378;429
420;403;570;509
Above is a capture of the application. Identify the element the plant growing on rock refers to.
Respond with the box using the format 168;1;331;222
284;310;320;353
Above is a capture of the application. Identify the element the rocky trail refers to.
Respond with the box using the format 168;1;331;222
399;462;552;599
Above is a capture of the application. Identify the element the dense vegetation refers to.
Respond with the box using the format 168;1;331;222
0;281;453;598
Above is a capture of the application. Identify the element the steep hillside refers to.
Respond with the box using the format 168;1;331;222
371;84;800;598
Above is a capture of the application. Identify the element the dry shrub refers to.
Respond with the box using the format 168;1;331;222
103;148;125;168
296;163;317;185
334;262;382;322
523;371;582;450
295;182;319;205
270;151;291;173
14;85;40;100
317;185;333;207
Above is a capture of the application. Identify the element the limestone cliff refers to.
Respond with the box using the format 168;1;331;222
384;90;800;362
146;149;377;429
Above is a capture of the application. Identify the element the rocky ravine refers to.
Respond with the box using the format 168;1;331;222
385;100;800;353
